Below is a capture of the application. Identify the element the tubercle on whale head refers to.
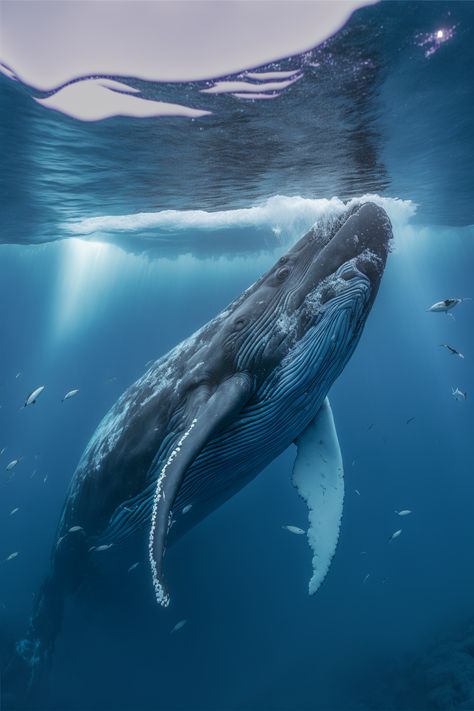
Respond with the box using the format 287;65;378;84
214;201;391;377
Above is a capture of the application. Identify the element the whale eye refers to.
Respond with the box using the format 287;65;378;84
277;266;290;281
234;317;247;331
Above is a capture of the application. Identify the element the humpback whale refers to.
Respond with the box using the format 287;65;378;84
4;201;391;705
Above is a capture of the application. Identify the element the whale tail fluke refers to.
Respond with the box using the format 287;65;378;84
2;575;63;709
2;533;89;709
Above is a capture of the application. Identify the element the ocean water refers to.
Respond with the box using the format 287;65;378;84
1;2;474;710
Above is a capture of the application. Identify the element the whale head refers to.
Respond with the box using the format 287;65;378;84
221;201;392;384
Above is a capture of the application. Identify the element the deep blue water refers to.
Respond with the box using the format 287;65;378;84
1;2;474;710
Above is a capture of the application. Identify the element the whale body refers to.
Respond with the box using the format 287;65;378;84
5;201;391;704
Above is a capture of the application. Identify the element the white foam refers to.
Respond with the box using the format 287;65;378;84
63;194;417;248
232;92;282;100
244;70;301;81
1;2;375;90
35;79;211;122
201;76;301;95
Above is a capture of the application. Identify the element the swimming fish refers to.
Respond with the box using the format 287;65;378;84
182;505;192;514
282;525;305;535
171;619;187;634
406;417;415;425
441;344;465;359
5;459;18;472
68;526;84;533
43;475;48;484
89;544;114;552
452;387;467;401
354;489;361;496
127;562;140;573
395;509;412;516
9;508;20;516
5;552;19;561
24;385;45;407
0;447;5;455
362;573;370;584
388;529;402;542
62;389;79;402
427;298;471;313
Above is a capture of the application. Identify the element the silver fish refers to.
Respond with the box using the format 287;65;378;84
171;619;187;634
282;525;305;535
24;385;45;407
62;389;80;402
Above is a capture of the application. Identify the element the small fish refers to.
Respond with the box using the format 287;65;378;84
9;507;20;516
43;475;48;484
388;529;402;542
5;552;19;561
441;344;465;359
62;389;79;402
15;372;21;379
395;509;412;517
354;489;361;496
362;573;370;584
68;525;84;533
360;551;368;555
452;387;467;401
427;298;471;313
282;525;305;535
171;619;187;634
24;385;45;407
0;447;5;455
90;544;114;552
351;459;356;466
5;459;18;472
367;423;374;431
406;417;415;425
127;562;140;573
182;504;192;515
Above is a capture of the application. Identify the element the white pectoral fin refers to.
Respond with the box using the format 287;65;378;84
292;397;344;595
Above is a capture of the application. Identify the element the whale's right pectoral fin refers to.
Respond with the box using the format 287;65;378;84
292;397;344;595
148;372;252;607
